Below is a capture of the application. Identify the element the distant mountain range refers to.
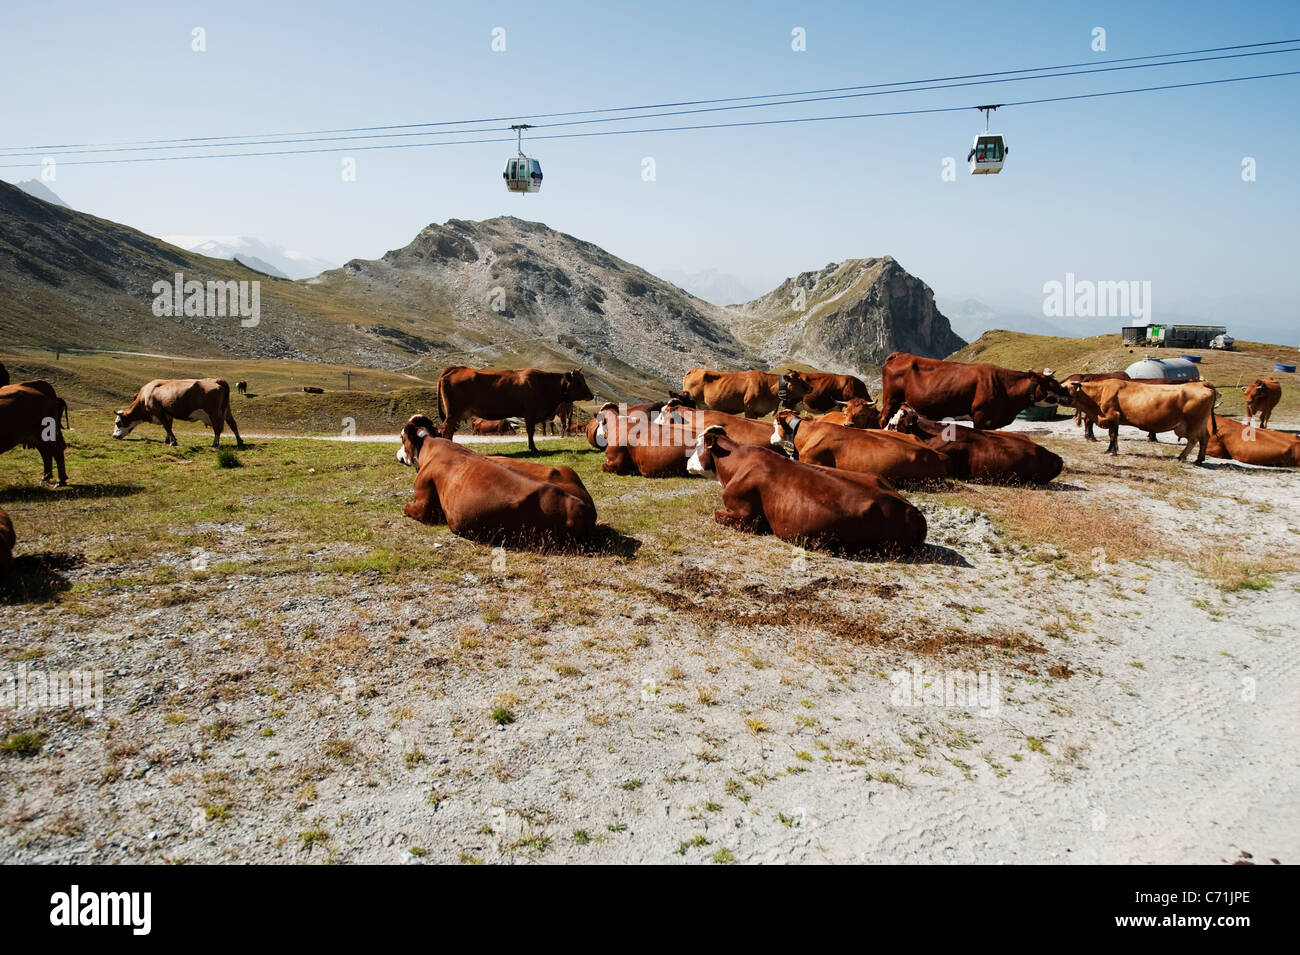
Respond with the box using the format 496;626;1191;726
656;268;763;307
10;179;69;209
159;235;338;281
0;179;968;398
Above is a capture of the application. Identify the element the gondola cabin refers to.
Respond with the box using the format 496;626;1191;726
969;134;1007;175
504;156;542;194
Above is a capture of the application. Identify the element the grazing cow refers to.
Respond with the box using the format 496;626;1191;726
0;363;8;387
396;414;595;544
687;427;926;553
0;506;13;573
681;368;812;418
796;372;872;413
539;401;574;436
772;411;951;484
1243;378;1281;430
593;403;697;478
235;380;248;396
0;380;69;486
471;417;518;436
113;378;244;448
878;353;1071;430
655;400;782;448
437;366;593;453
817;396;880;429
886;404;1063;484
1206;414;1300;468
1066;379;1216;464
302;386;324;394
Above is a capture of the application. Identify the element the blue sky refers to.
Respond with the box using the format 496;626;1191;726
2;0;1298;342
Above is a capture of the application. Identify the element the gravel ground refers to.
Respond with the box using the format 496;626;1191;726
1;416;1296;864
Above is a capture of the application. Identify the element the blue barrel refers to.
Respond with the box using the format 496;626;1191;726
1275;363;1297;373
1180;355;1202;363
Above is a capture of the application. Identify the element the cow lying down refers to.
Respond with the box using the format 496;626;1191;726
688;426;927;554
594;403;699;478
886;404;1063;484
1206;414;1299;468
397;415;595;545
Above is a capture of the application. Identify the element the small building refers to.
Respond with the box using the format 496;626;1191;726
1121;324;1227;349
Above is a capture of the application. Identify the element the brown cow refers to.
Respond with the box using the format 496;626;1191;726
1206;414;1299;468
886;404;1063;484
1066;379;1216;463
437;366;593;453
772;411;950;484
396;415;595;544
0;380;69;485
114;378;244;448
302;386;324;394
235;380;248;395
471;417;518;436
796;372;871;413
655;400;781;448
0;506;13;573
879;353;1071;430
817;397;880;429
539;401;574;436
1066;372;1131;439
681;368;812;418
1243;378;1281;430
687;427;926;554
593;403;697;478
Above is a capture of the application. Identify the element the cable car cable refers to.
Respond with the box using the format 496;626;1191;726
3;36;1297;153
2;68;1296;170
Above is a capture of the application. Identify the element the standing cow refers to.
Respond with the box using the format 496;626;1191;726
878;353;1071;430
235;380;248;396
0;379;69;485
681;368;812;418
1243;378;1281;430
436;366;594;453
794;372;871;413
1066;379;1217;464
113;378;245;448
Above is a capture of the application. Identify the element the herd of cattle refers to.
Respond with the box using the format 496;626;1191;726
0;355;1294;569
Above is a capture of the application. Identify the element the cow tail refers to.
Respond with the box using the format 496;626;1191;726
60;397;70;430
436;370;448;424
1210;390;1218;435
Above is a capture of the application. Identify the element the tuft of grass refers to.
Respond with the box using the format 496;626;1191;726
0;731;48;758
214;448;242;469
490;707;515;726
298;828;329;851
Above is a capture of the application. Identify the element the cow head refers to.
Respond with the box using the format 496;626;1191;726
593;402;620;447
778;370;813;409
842;397;879;429
560;369;594;403
654;399;689;427
1064;381;1101;419
1028;369;1072;407
397;413;438;467
885;404;919;433
112;410;136;439
771;411;802;445
667;390;696;408
687;425;728;478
